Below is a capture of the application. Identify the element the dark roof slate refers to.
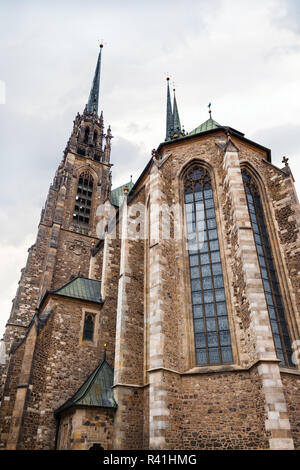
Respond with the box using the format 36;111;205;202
55;359;117;415
53;276;102;304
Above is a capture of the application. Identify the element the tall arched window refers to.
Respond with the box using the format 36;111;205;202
184;166;233;366
242;170;294;367
84;127;90;144
73;172;93;228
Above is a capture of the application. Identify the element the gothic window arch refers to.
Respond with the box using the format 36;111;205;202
184;165;233;366
242;169;294;367
73;171;94;229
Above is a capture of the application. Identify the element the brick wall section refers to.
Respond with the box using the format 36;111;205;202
281;373;300;449
57;408;115;450
166;368;270;450
51;230;96;289
0;341;25;448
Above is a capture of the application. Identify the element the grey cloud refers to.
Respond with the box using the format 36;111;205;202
249;124;300;165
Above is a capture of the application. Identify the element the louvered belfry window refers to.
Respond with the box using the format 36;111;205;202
242;170;294;367
184;166;233;366
73;172;93;228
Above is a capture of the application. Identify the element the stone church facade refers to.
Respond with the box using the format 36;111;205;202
0;46;300;450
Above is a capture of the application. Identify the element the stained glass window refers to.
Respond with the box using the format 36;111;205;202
184;166;233;366
242;170;294;367
73;172;93;228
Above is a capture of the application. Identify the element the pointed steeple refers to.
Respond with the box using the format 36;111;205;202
165;77;173;141
172;88;181;138
87;44;103;115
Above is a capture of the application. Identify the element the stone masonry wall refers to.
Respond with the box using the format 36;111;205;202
281;373;300;449
166;368;270;450
57;408;115;450
0;341;26;448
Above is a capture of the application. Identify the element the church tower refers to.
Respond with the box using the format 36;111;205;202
0;45;113;430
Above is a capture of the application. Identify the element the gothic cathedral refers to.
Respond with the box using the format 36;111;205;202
0;46;300;450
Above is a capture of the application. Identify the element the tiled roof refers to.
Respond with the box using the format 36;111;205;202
55;359;117;415
189;118;221;136
53;276;102;303
110;181;134;207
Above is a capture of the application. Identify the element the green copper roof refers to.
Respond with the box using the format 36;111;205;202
55;359;117;415
110;181;134;207
53;276;102;303
189;117;221;136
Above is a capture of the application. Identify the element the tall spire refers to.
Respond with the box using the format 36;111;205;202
87;44;103;115
165;77;173;141
172;88;181;137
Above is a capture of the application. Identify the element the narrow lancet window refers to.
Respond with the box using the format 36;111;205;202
84;127;90;144
73;172;93;229
83;314;95;341
242;170;294;367
184;166;233;366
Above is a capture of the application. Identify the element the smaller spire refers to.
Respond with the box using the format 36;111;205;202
165;77;173;141
104;343;107;361
172;88;182;138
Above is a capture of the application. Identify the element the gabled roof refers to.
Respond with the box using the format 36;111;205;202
52;276;102;304
189;117;221;136
110;181;134;207
55;359;117;415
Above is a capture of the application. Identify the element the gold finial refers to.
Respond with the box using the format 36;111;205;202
100;43;103;48
104;343;107;348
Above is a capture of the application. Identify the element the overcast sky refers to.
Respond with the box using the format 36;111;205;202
1;0;300;336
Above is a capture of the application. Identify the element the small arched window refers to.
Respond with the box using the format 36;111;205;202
83;314;95;341
84;127;90;144
73;172;93;228
242;170;294;367
184;166;233;366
